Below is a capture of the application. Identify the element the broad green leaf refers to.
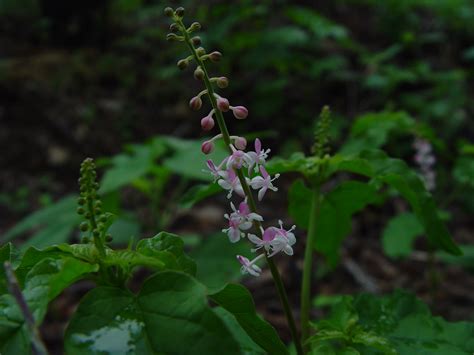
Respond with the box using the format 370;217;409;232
289;179;379;266
353;291;474;354
179;183;222;209
65;271;242;354
1;195;79;246
340;111;415;154
382;212;424;258
0;257;98;354
328;150;461;256
210;283;288;355
190;233;253;291
136;231;196;275
161;136;228;181
213;307;265;355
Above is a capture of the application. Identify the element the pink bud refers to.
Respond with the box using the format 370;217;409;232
217;77;229;88
234;136;247;150
209;51;222;62
201;140;214;154
217;97;230;112
231;106;248;119
201;115;215;131
189;96;202;111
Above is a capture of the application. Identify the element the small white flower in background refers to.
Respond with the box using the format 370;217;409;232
249;166;280;201
237;254;264;277
413;138;436;191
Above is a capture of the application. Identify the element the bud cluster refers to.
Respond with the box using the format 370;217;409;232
165;7;297;277
77;158;113;245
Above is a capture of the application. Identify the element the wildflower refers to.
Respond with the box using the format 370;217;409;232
218;168;245;198
246;138;271;173
236;254;264;277
248;221;296;257
201;111;215;131
189;96;202;110
233;136;247;150
201;140;214;154
206;160;227;182
413;138;436;191
223;214;249;243
226;144;249;170
216;96;230;112
230;200;263;224
249;166;280;201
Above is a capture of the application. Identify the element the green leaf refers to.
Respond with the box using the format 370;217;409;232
190;233;253;291
341;111;416;154
213;307;265;355
2;195;79;247
382;212;424;258
136;231;196;275
161;136;228;181
179;183;222;209
438;245;474;272
210;283;288;355
289;179;379;266
328;149;461;256
65;271;242;354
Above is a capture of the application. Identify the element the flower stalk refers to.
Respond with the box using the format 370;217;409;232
167;9;304;355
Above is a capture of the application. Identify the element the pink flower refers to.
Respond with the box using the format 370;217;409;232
236;254;264;277
248;221;296;257
230;200;263;223
246;138;270;173
233;136;247;150
223;214;249;243
206;159;227;181
189;96;202;111
249;166;280;201
217;97;230;112
218;168;245;198
226;145;250;170
201;110;215;131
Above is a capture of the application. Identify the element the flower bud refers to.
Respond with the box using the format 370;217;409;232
196;47;206;56
217;97;230;112
201;115;215;131
231;106;248;119
169;23;179;32
164;7;174;17
191;36;201;46
194;66;204;80
209;51;222;62
234;136;247;150
188;22;201;32
216;77;229;88
189;96;202;111
175;7;185;18
177;59;188;70
201;140;214;154
166;33;182;42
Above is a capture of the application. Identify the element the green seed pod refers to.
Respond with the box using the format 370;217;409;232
177;59;189;70
93;229;100;238
164;7;174;17
77;197;86;206
76;207;85;215
85;212;92;219
175;7;185;17
166;33;181;42
194;66;205;80
105;234;113;242
217;77;229;88
191;36;201;46
99;215;107;223
81;236;90;243
80;222;89;232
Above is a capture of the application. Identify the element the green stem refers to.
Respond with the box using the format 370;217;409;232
178;19;304;355
301;185;321;348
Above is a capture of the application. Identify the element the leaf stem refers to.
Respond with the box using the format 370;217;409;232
178;19;304;355
300;185;321;348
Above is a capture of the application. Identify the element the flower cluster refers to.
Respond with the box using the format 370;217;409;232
413;138;436;191
206;139;296;277
165;6;296;277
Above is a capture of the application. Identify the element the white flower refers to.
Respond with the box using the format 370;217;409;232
236;254;264;277
249;166;280;201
